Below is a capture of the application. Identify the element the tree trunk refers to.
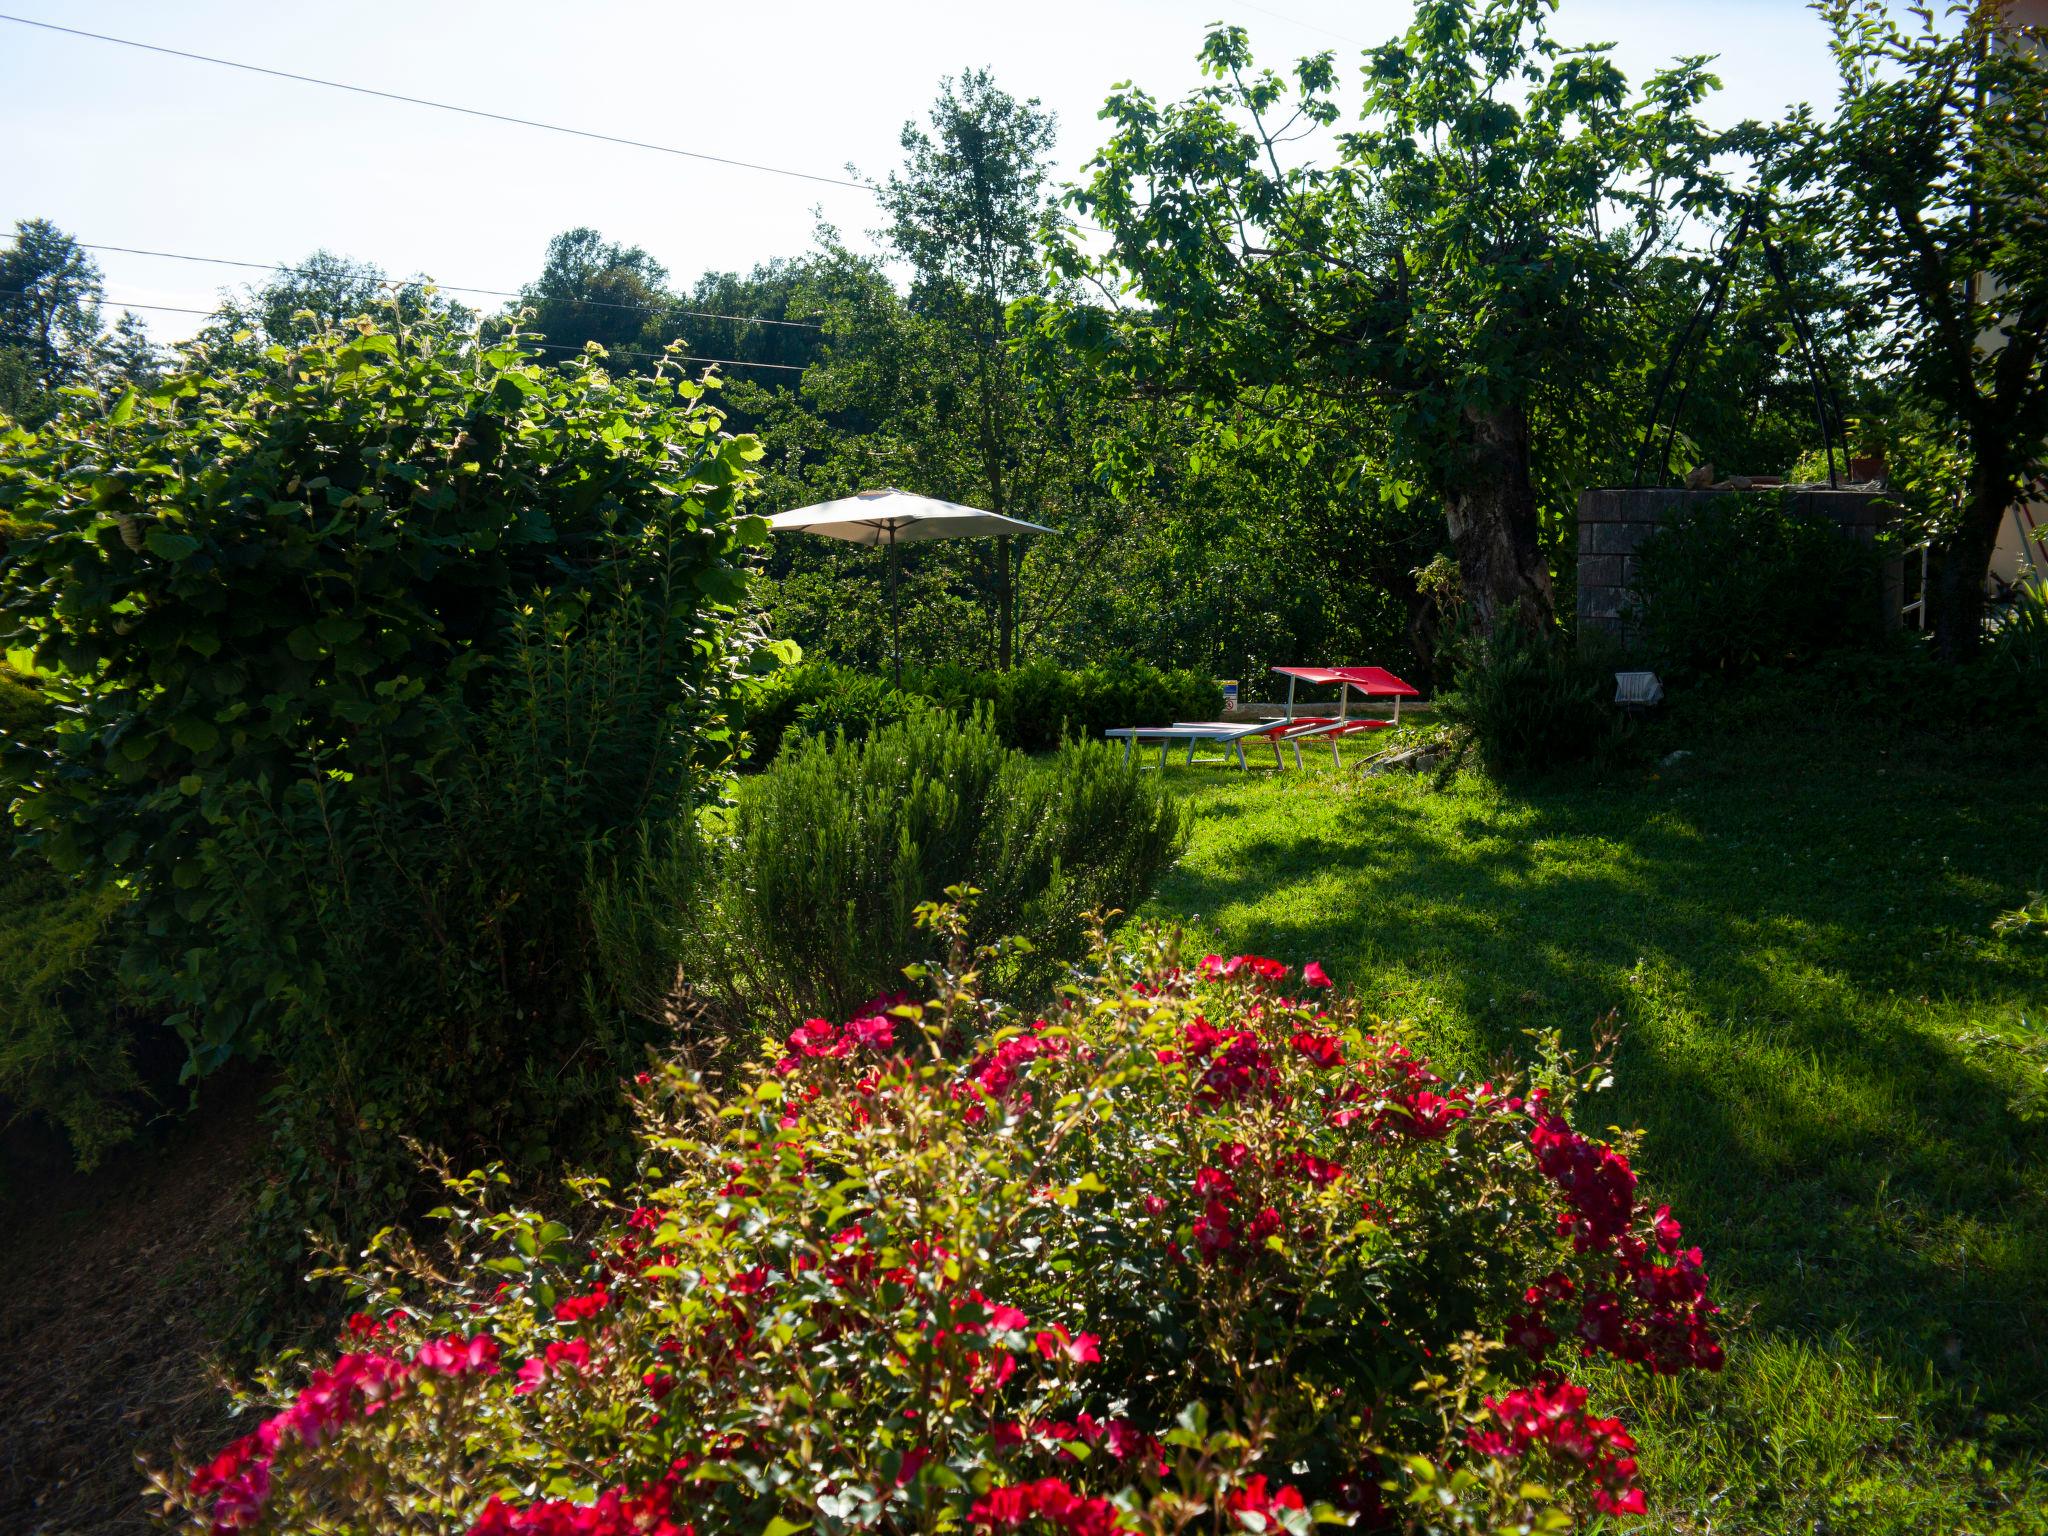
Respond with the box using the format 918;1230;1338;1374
1441;402;1554;636
995;533;1014;670
1928;450;2021;662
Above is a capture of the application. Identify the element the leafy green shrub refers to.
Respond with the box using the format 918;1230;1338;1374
969;734;1192;981
0;315;789;1292
640;709;1186;1023
1966;588;2048;731
743;660;1223;765
1628;494;1886;680
790;671;930;750
0;861;136;1169
706;708;1008;1021
155;930;1725;1535
933;659;1223;753
0;661;144;1169
0;658;45;736
735;660;847;764
0;313;778;1076
1435;627;1615;776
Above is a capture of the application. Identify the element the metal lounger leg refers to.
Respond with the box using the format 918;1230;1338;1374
1236;740;1248;770
1292;739;1303;770
1121;737;1132;766
1272;737;1283;770
1160;740;1170;771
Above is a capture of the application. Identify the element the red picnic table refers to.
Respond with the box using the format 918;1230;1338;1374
1268;665;1420;766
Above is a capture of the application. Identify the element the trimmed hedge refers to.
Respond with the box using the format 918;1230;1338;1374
741;660;1222;762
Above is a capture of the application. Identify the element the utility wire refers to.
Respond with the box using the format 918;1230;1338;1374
0;231;826;330
0;14;1109;238
0;12;870;192
1228;1;1365;48
0;289;810;373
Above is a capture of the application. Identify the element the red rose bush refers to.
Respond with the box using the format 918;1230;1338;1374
154;906;1722;1534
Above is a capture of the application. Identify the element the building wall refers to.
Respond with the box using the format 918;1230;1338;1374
1576;488;1899;639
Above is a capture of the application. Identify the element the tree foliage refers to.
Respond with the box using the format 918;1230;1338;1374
0;217;161;424
870;71;1060;669
195;249;463;366
1786;0;2048;658
1050;1;1727;636
0;312;776;1077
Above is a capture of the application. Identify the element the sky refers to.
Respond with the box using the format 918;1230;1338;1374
0;0;1839;344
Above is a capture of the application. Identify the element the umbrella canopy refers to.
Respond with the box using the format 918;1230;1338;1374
765;488;1054;683
765;488;1053;545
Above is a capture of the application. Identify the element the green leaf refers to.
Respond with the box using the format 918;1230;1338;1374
145;529;203;561
169;716;221;752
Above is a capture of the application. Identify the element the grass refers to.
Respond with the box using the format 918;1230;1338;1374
1138;703;2048;1534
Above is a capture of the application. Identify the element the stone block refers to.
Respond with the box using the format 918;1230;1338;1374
1578;489;1651;523
1578;554;1625;587
1577;585;1626;621
1580;520;1655;556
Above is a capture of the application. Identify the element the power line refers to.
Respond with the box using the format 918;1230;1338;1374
1228;1;1365;48
0;289;810;373
0;14;1110;240
0;232;825;330
0;12;870;193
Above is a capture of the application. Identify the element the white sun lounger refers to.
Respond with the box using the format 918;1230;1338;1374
1104;720;1280;770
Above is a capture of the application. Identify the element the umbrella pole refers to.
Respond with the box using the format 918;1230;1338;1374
888;526;901;688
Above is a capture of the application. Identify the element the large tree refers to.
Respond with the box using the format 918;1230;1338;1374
0;218;106;420
1788;0;2048;659
875;70;1059;668
194;249;456;369
1053;0;1724;636
517;227;672;363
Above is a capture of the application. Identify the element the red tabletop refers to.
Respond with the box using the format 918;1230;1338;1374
1271;665;1420;698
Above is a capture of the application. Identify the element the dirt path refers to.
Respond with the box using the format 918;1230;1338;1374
0;1084;259;1533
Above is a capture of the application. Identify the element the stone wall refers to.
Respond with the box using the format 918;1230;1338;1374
1576;487;1900;641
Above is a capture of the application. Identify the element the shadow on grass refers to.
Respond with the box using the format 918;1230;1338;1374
1146;733;2048;1439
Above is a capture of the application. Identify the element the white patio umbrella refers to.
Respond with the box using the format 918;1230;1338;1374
765;488;1054;683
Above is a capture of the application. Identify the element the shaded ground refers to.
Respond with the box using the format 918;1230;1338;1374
1144;708;2048;1534
0;1078;259;1534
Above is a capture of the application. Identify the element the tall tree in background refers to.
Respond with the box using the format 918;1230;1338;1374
675;260;831;431
0;218;165;421
1057;1;1724;637
518;227;671;362
1790;0;2048;659
94;311;164;392
875;70;1058;668
0;219;105;419
195;250;454;365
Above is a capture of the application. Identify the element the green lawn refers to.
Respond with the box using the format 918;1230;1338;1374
1140;710;2048;1534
